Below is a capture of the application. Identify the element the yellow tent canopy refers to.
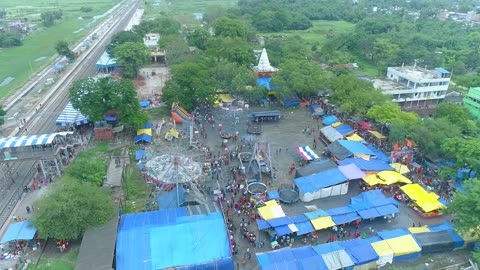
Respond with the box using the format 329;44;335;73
407;226;431;234
400;184;446;212
310;216;336;230
371;240;394;257
137;129;152;136
384;235;421;256
368;130;386;139
346;133;365;142
164;128;179;140
390;163;410;174
363;174;384;186
332;122;343;128
257;200;286;220
219;94;235;103
377;171;412;185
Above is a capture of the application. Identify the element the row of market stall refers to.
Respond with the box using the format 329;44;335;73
256;190;399;237
294;114;447;217
256;221;476;270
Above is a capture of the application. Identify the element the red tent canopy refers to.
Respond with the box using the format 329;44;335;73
358;122;373;130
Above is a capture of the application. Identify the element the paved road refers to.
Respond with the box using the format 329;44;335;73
0;0;140;233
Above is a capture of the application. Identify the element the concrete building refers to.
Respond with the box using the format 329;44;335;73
373;66;451;108
464;87;480;119
143;33;165;63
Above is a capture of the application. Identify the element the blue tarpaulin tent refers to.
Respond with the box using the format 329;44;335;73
337;140;376;156
157;186;185;209
323;115;339;125
140;100;150;107
135;150;145;161
428;221;465;248
377;228;410;240
294;168;348;194
340;239;379;265
134;134;152;144
56;102;90;126
267;191;280;200
338;158;394;172
335;124;354;136
257;77;274;90
0;221;37;243
367;144;391;163
142;122;153;129
96;51;116;69
257;246;328;270
116;209;233;270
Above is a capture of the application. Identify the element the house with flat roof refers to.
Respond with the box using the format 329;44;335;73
464;87;480;119
373;65;451;108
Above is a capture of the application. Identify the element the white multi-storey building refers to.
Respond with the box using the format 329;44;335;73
373;66;451;108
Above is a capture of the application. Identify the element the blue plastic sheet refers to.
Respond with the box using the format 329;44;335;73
304;210;329;220
257;219;271;230
337;140;376;156
140;100;150;107
117;209;233;270
351;189;386;204
313;242;343;255
340;239;379;265
267;217;292;227
290;215;308;223
338;158;394;172
329;212;361;225
134;133;152;143
367;144;391;163
275;225;294;236
294;221;315;236
299;255;328;270
335;124;354;135
377;228;410;240
294;168;348;193
0;221;37;243
142;122;153;129
157;186;185;209
323;115;339;125
267;191;280;200
135;150;145;161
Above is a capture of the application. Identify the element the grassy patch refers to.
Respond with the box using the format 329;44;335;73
146;106;169;120
123;163;148;214
260;20;355;47
0;0;121;100
26;251;78;270
144;0;237;18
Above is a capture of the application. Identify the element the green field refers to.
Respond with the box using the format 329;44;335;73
260;20;355;46
0;0;121;100
144;0;238;19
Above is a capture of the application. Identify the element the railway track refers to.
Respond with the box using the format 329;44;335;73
0;0;140;230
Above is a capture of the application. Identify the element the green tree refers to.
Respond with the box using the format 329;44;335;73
186;27;210;50
106;31;143;56
69;77;149;129
208;60;256;93
446;178;480;261
271;59;327;98
442;137;480;172
0;106;6;126
329;75;389;116
367;103;419;125
165;36;190;65
411;118;461;159
41;10;62;27
133;16;181;36
55;40;75;61
32;178;116;240
114;42;150;78
161;62;215;111
204;5;227;24
206;37;255;65
66;153;106;186
0;32;22;48
212;16;248;39
435;103;478;135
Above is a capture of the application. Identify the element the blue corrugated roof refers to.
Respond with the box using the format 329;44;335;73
435;67;450;74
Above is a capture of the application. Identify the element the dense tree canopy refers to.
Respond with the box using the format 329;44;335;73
205;37;255;65
271;59;327;98
162;61;216;111
55;40;75;61
367;103;419;126
106;31;143;56
442;138;480;172
446;178;480;263
0;106;6;126
132;16;181;36
69;77;148;129
328;75;389;116
212;16;249;40
410;118;461;159
434;103;478;135
0;32;22;48
33;179;116;240
114;42;150;78
66;151;106;186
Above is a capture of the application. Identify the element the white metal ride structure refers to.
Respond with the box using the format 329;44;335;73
246;141;273;182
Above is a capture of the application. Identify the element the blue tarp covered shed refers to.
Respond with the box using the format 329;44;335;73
56;102;90;126
377;228;410;240
257;219;271;230
335;124;354;136
0;221;37;243
257;77;274;90
338;158;394;172
323;115;339;125
294;168;348;193
257;246;328;270
134;134;152;144
337;140;376;156
96;51;116;69
116;209;233;270
157;186;185;209
326;207;360;225
367;144;391;163
428;221;465;248
135;150;145;161
340;239;379;265
142;122;153;129
140;100;150;107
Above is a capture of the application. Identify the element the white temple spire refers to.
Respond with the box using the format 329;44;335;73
254;48;277;73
